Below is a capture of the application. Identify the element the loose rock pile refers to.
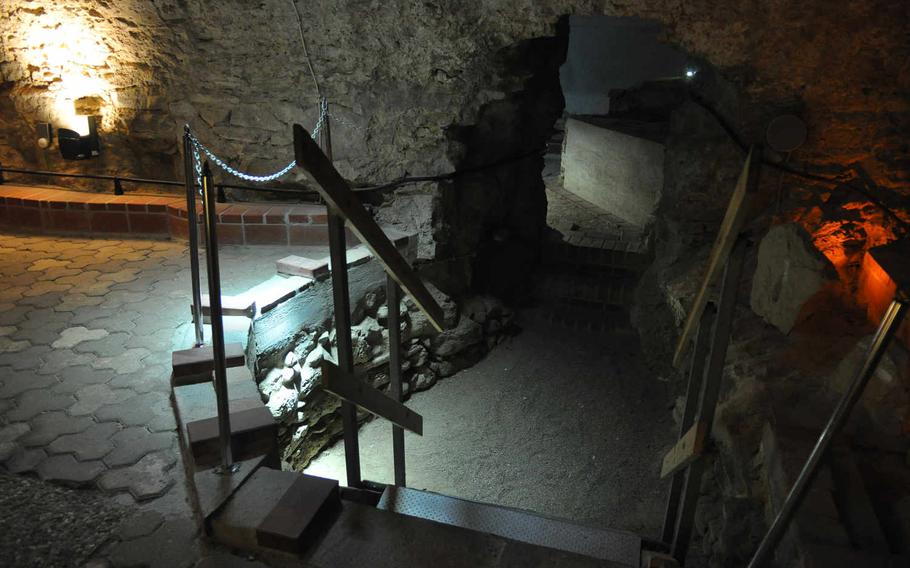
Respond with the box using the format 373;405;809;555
255;283;515;469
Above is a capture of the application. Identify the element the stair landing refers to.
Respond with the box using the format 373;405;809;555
378;486;641;566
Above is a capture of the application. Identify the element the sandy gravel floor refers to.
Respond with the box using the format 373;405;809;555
307;306;675;539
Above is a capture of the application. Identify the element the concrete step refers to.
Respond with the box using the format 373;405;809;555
172;343;246;384
378;486;640;566
210;466;340;553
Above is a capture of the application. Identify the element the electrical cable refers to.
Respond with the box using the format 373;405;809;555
289;0;321;99
687;89;910;235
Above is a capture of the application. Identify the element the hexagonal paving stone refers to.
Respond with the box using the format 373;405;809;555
52;326;110;349
73;332;130;357
19;292;65;308
55;293;105;312
0;345;52;370
0;305;31;326
69;383;133;415
22;281;73;297
0;423;30;444
116;510;165;541
27;258;71;272
83;313;140;334
11;325;62;346
0;370;58;398
36;348;95;376
108;363;171;394
91;348;151;374
106;517;199;568
99;268;141;283
94;391;171;428
19;412;94;447
104;427;176;467
5;447;46;474
51;366;115;395
66;255;99;269
37;454;106;487
37;267;81;281
0;336;30;354
6;389;75;421
48;421;121;461
99;450;177;501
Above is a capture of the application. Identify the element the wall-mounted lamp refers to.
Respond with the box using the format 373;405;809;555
59;96;101;160
36;122;53;149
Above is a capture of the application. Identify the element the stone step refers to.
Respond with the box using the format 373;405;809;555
800;543;910;568
276;255;330;279
172;343;246;384
242;275;314;315
377;486;640;566
210;467;340;553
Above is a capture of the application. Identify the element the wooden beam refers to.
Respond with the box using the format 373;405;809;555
661;421;707;479
293;124;445;332
321;360;423;435
672;146;762;368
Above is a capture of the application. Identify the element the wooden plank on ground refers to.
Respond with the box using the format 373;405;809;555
321;360;423;435
661;421;707;479
672;146;762;368
293;124;445;332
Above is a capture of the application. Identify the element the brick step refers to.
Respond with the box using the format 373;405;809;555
537;271;638;307
542;241;650;272
527;303;634;335
211;466;340;553
171;343;246;385
172;367;277;472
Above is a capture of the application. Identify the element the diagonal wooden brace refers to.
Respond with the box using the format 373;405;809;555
293;124;446;332
321;360;423;435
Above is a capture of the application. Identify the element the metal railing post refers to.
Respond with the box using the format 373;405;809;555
200;161;237;474
320;104;363;488
113;178;124;195
183;127;205;348
387;275;406;486
747;297;909;568
0;162;5;184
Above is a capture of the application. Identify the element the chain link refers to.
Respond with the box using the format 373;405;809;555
187;99;329;187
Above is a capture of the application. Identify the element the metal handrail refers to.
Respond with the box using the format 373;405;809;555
0;162;321;200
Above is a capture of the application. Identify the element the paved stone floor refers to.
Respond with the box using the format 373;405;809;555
0;233;288;567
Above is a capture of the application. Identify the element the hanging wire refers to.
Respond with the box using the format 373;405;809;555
289;0;321;99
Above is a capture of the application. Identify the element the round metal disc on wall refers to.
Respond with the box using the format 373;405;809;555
766;114;807;153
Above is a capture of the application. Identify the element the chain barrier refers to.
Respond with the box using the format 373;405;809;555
187;98;336;189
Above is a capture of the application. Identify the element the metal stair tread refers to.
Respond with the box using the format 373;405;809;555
377;486;640;566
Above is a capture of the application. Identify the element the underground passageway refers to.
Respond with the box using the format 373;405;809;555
2;2;909;567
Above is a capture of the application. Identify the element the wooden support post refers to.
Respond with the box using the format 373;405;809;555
387;275;407;486
671;236;749;562
322;361;423;435
662;304;716;543
661;421;707;479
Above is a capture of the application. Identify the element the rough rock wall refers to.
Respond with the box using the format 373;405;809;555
3;1;906;293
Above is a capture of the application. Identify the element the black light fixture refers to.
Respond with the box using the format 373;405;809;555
59;96;102;160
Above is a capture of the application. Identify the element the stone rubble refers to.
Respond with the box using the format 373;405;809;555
255;283;515;470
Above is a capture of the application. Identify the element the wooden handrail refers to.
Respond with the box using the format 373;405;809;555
672;146;762;368
292;124;446;332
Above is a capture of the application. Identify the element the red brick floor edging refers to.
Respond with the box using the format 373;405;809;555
0;184;338;245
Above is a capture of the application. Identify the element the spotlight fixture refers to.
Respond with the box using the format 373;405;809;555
59;97;101;160
685;68;698;79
